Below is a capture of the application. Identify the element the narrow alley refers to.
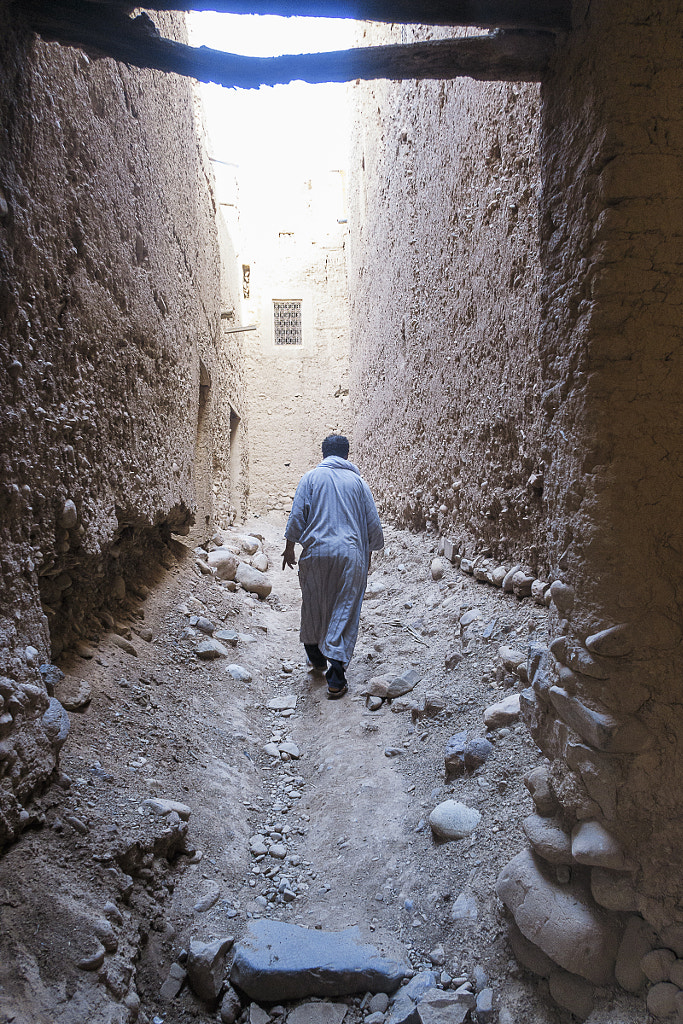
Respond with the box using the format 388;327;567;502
0;519;646;1024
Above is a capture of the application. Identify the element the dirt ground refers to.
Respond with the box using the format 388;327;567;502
0;517;647;1024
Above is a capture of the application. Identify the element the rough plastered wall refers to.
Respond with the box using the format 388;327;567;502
348;24;545;572
0;4;243;845
243;177;351;516
510;0;683;963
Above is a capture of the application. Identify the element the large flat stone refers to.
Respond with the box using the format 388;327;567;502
230;920;408;1001
496;849;620;985
416;989;475;1024
287;1004;348;1024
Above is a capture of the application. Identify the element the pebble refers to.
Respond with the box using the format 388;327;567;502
368;993;389;1014
194;616;215;635
64;814;89;835
365;1014;385;1024
585;623;632;657
112;635;138;657
160;962;187;1000
669;959;683;987
250;1004;271;1024
187;937;234;1002
444;733;467;776
428;801;481;841
78;943;106;971
615;916;657;992
524;765;558;817
498;646;525;671
384;748;405;758
428;945;445;966
364;579;386;600
268;695;298;711
475;988;494;1022
483;693;520;729
197;639;229;660
270;843;287;859
55;678;92;712
549;580;574;616
58;498;79;530
367;696;383;711
194;884;222;912
279;741;300;759
431;558;445;581
213;629;238;647
142;798;191;820
220;985;242;1024
463;737;492;770
459;609;481;627
227;664;253;682
451;893;478;920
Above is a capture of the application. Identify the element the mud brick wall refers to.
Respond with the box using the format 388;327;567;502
0;5;243;844
348;24;545;573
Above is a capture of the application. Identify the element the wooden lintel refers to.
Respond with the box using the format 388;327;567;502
23;2;555;85
79;0;571;32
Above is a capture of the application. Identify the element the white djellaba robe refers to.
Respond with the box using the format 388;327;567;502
285;456;384;666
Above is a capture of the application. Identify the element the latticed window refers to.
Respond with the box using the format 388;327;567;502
273;300;302;346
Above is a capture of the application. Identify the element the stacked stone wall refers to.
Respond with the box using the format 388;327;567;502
0;5;243;845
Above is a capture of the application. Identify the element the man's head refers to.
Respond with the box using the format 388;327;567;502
322;434;350;459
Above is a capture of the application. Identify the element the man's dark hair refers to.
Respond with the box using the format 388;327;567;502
322;434;350;459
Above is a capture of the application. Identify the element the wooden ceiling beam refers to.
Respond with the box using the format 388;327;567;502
73;0;572;32
22;2;556;84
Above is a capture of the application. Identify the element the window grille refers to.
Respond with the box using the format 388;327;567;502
273;300;302;346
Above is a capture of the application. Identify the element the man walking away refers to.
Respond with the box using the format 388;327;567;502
282;435;384;699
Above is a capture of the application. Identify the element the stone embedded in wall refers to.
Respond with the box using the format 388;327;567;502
571;820;634;871
549;637;610;680
524;765;558;817
615;917;658;993
496;849;620;985
591;868;639;913
522;814;573;865
584;624;632;658
547;687;652;754
547;968;595;1020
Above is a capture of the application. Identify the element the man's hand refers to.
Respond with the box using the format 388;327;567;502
282;540;297;570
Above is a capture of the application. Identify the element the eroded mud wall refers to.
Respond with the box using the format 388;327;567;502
0;5;243;843
348;25;544;571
